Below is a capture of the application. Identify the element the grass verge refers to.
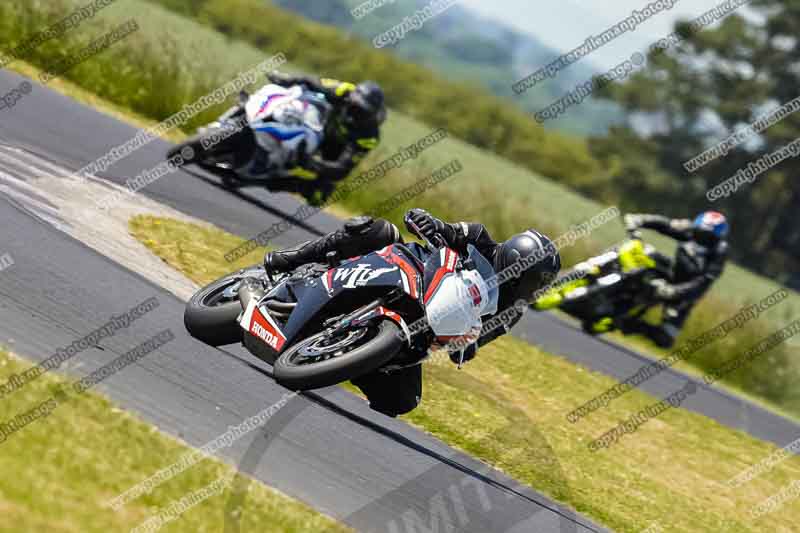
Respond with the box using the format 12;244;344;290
129;214;800;533
0;349;350;533
3;61;185;143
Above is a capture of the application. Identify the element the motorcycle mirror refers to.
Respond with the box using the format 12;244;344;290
238;90;249;106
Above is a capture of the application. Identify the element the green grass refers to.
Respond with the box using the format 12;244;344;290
129;214;800;533
562;311;800;424
4;0;797;410
128;215;269;282
0;349;350;532
2;60;187;143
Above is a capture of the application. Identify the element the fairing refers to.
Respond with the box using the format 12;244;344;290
240;244;421;354
422;245;499;337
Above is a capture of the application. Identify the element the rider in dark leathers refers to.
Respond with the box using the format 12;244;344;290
265;209;561;416
622;211;729;348
265;72;386;205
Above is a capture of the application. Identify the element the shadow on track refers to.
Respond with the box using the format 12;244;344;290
180;167;326;238
216;347;593;533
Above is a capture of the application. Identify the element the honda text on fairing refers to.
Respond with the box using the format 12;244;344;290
183;223;498;391
532;226;674;336
167;83;330;191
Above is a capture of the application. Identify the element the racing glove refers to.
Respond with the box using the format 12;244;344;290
650;278;678;301
405;208;446;241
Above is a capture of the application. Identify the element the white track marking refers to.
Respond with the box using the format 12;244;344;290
0;142;205;301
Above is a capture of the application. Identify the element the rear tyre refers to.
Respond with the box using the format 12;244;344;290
184;265;263;346
167;124;256;170
166;135;206;168
274;320;403;391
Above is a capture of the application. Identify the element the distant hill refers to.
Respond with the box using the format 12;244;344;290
271;0;620;135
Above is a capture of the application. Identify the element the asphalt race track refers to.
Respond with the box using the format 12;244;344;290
0;69;797;532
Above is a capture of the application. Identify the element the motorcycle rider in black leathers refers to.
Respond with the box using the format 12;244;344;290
264;209;561;417
621;211;729;348
265;72;387;205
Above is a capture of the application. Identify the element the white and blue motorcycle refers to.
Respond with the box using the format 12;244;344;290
167;82;331;193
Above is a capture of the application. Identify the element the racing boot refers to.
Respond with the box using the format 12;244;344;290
264;216;383;274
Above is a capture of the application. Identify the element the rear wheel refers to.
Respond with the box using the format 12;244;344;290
167;124;256;169
184;265;264;346
274;320;403;391
166;135;206;168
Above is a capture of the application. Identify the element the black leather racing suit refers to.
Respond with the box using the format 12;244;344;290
282;216;531;416
624;214;728;348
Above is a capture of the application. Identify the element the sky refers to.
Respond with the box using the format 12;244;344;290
459;0;742;69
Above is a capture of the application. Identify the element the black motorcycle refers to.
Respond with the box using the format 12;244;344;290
184;221;498;391
532;229;673;335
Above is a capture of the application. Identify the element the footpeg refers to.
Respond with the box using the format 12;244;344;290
326;251;340;268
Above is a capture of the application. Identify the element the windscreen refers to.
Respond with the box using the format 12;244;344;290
467;245;499;316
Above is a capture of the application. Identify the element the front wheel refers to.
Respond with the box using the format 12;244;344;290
274;320;404;391
184;265;264;346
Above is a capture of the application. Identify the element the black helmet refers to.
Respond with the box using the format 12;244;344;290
495;230;561;299
346;81;387;126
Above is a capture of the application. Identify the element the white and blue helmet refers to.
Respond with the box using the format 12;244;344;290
693;211;729;245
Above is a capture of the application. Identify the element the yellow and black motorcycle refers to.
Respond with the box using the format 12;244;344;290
533;229;673;335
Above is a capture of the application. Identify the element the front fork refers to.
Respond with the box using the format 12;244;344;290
323;292;412;346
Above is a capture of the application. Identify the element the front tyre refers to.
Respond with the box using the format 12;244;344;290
274;320;403;391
